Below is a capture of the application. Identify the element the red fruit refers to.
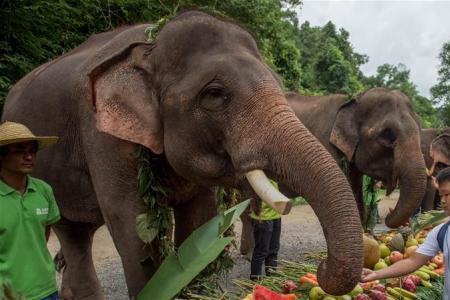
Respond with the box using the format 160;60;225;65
368;290;388;300
354;294;370;300
253;285;297;300
389;251;403;264
403;275;421;286
401;278;416;293
372;284;386;293
282;280;298;293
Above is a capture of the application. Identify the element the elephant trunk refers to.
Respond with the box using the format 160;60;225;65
385;136;427;227
231;94;363;295
269;115;362;295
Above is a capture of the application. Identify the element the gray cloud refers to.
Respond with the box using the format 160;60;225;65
296;0;450;97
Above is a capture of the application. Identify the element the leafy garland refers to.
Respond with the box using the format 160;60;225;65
135;146;174;257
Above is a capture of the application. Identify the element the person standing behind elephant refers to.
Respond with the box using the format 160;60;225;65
250;203;282;280
0;122;60;300
362;175;382;232
250;181;282;280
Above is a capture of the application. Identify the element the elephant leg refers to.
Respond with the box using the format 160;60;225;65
240;211;255;256
173;187;218;246
82;135;160;297
53;217;103;300
421;177;437;212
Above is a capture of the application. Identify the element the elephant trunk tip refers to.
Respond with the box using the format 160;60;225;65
385;212;409;228
317;255;362;296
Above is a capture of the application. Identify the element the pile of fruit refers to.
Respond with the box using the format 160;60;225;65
234;222;446;300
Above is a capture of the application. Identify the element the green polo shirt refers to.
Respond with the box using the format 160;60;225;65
0;176;60;300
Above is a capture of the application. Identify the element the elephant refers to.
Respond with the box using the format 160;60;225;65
429;131;450;177
419;128;450;211
1;10;363;299
240;88;427;254
285;88;427;225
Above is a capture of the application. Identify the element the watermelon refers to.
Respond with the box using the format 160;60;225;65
253;285;297;300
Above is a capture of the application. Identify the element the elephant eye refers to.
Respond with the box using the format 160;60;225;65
199;86;230;111
379;128;396;147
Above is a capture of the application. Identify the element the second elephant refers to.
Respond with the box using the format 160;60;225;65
241;88;427;254
287;88;427;226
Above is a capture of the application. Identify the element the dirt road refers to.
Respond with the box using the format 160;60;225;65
48;192;399;299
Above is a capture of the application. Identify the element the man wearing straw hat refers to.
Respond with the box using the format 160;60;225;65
0;121;60;300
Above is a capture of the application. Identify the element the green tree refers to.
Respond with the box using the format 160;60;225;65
0;0;303;105
431;41;450;126
364;63;440;128
295;21;367;95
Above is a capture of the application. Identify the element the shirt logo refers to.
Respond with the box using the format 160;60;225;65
36;208;49;215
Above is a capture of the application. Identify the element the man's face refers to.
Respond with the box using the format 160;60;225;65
0;141;38;175
438;180;450;215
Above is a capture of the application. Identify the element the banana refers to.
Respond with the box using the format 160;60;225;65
394;287;417;299
387;287;407;299
413;270;430;281
419;267;440;279
429;262;438;269
421;280;433;288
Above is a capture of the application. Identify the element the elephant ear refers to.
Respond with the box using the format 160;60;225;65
87;42;163;154
330;99;359;161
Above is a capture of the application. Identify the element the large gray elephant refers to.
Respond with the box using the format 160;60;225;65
420;128;450;211
2;11;362;299
240;88;427;254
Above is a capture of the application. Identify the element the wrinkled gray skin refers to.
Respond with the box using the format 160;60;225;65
241;88;427;254
419;128;450;211
2;11;362;299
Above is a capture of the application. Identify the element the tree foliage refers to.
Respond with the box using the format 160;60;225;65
0;0;302;104
431;41;450;126
295;21;368;95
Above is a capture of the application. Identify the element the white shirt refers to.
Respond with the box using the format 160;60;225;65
416;223;450;300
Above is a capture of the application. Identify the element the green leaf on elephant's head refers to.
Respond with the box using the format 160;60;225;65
136;213;158;243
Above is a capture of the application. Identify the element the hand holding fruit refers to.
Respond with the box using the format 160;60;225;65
361;268;378;283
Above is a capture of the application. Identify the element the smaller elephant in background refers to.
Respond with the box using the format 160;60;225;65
286;87;427;227
420;128;450;211
241;88;427;254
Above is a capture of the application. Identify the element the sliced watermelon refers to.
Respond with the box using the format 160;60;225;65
253;285;297;300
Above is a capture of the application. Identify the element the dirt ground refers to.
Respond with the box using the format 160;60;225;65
47;192;399;299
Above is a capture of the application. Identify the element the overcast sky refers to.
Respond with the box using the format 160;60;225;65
296;0;450;97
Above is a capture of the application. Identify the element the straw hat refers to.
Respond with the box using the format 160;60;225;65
0;121;58;150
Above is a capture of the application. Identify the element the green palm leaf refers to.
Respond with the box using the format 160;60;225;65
411;210;448;234
136;199;250;300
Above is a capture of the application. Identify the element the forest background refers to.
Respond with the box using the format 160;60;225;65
1;0;449;127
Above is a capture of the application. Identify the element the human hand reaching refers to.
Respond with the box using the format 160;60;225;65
361;268;378;282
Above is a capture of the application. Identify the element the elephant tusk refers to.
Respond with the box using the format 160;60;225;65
245;170;292;215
